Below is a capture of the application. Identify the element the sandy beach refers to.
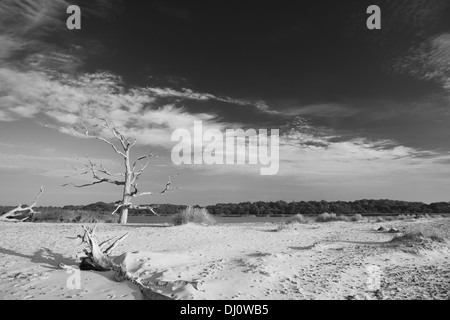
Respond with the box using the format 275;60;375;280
0;217;448;300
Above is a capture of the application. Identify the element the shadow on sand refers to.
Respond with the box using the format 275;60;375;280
0;247;77;270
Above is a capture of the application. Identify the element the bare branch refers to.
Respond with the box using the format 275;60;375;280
111;202;131;215
97;164;125;177
0;186;44;222
132;154;155;173
30;185;44;207
134;205;160;216
96;118;135;150
129;133;137;148
79;121;126;158
130;175;173;198
131;160;151;185
63;156;125;188
104;232;129;255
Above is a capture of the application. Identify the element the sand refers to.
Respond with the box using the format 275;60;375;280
0;218;449;300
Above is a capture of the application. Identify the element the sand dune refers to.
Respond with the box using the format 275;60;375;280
0;218;449;300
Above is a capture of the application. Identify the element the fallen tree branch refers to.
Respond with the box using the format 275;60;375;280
65;226;198;300
0;186;44;222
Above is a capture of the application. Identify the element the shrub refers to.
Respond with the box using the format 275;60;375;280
316;212;336;222
390;231;445;244
275;220;287;232
286;214;309;224
429;234;445;242
390;231;423;244
375;216;385;223
315;212;350;222
172;207;216;226
349;214;363;222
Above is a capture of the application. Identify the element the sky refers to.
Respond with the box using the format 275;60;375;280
0;0;450;206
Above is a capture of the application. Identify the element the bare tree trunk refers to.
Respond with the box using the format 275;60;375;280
119;150;132;224
119;207;129;224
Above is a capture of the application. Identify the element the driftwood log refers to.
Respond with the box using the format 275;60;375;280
60;226;198;300
0;186;44;222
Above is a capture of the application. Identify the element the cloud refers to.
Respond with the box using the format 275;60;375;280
167;116;450;183
0;0;449;186
1;64;449;181
0;0;277;152
394;33;450;93
0;109;15;121
280;103;358;117
0;150;120;181
144;87;277;114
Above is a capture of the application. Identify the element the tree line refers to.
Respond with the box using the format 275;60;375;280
206;200;450;216
59;199;450;216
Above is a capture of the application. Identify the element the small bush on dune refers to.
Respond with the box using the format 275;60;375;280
429;234;445;242
286;214;309;224
390;231;445;245
275;220;287;232
349;214;363;222
315;212;350;222
390;231;423;244
172;207;216;226
315;212;336;222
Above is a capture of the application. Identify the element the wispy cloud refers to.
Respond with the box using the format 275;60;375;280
279;103;358;118
0;149;120;180
395;33;450;86
0;0;276;148
0;0;449;186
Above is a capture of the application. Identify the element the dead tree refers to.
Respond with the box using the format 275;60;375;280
64;118;172;224
60;226;198;300
0;186;44;222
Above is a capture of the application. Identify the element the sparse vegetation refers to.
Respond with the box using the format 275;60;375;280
315;213;349;223
275;220;287;232
349;214;363;222
390;231;446;245
172;207;216;226
286;214;310;224
30;209;117;223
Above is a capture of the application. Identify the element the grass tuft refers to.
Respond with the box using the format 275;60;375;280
275;220;287;232
349;214;363;222
315;213;350;223
172;207;216;226
390;231;445;245
286;214;310;224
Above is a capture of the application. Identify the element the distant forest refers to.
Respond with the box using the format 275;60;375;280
57;199;450;216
